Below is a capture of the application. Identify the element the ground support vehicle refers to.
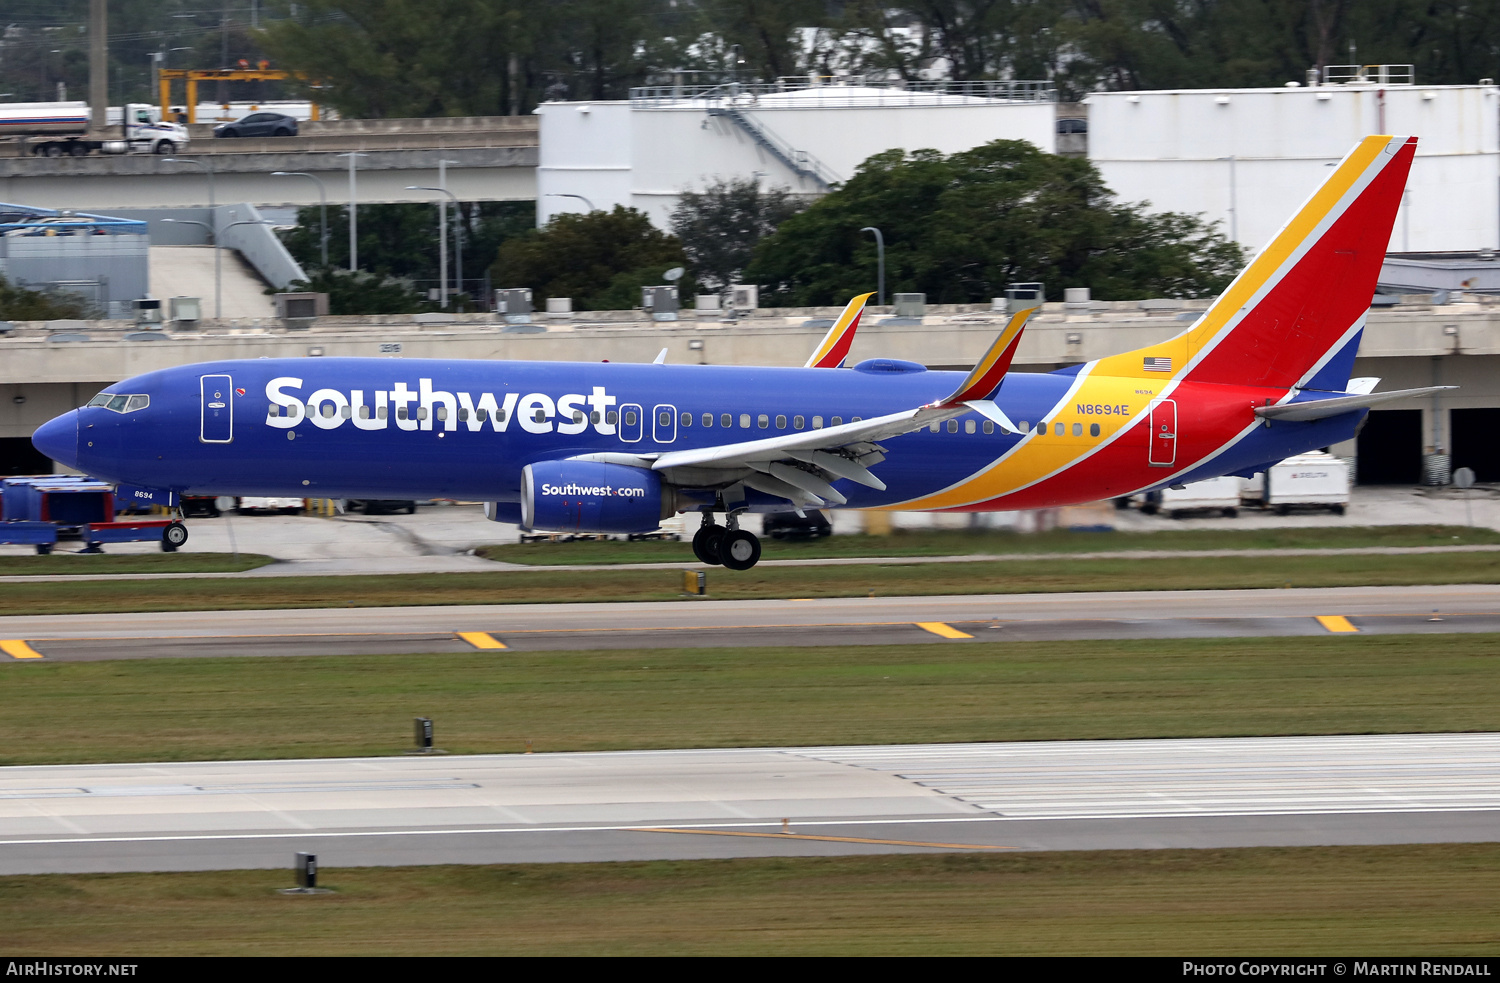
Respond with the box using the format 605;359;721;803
0;475;187;552
79;519;187;553
1138;476;1241;518
0;521;58;553
1259;451;1350;515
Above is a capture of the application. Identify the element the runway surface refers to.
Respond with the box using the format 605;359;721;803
2;584;1500;661
2;734;1497;874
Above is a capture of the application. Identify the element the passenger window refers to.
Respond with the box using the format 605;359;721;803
965;420;975;434
607;411;618;425
1054;422;1064;436
624;410;638;426
658;411;671;426
341;405;352;419
1090;423;1100;437
812;416;823;429
1018;420;1029;433
680;411;691;427
325;404;338;418
757;414;769;429
125;395;149;412
739;414;750;428
457;407;467;421
379;406;389;420
831;417;843;426
721;413;732;428
793;415;804;430
775;414;786;429
929;422;940;433
475;408;487;422
418;407;429;421
703;412;713;427
1072;423;1082;436
573;411;585;424
983;421;994;434
435;407;447;421
947;420;958;433
852;416;862;422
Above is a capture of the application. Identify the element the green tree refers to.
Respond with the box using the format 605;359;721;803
0;276;91;321
744;139;1243;305
669;178;809;296
282;268;430;315
490;206;689;310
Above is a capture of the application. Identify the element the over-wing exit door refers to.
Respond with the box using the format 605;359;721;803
200;374;233;443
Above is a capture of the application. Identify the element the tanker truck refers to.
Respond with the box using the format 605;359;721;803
0;101;189;157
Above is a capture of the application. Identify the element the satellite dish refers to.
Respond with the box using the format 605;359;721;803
663;267;684;282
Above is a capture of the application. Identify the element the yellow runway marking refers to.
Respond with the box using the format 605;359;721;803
0;639;43;659
915;622;974;639
456;631;507;650
1315;616;1359;633
632;827;1011;851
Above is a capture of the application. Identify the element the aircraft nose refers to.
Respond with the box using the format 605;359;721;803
31;410;79;470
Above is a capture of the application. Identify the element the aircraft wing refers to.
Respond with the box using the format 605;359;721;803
1255;386;1456;422
581;301;1045;508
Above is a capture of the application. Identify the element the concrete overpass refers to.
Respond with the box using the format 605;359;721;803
0;117;538;211
2;297;1497;485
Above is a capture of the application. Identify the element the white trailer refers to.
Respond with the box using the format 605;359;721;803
1138;475;1242;518
0;101;189;158
1262;451;1350;515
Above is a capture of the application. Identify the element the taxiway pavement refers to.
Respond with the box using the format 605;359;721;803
3;584;1500;661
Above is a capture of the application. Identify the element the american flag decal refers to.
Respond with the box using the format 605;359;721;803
1143;357;1173;372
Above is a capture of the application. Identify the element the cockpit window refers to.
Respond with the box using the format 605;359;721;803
87;392;149;413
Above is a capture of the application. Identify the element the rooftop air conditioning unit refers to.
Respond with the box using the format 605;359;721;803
133;298;163;326
642;285;679;321
893;293;926;318
495;287;533;323
275;292;329;321
730;284;758;312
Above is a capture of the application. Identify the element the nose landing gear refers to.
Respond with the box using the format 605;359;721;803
691;512;762;570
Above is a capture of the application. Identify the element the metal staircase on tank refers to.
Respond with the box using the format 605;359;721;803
704;103;841;190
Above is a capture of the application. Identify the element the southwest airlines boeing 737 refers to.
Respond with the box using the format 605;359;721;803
32;135;1447;570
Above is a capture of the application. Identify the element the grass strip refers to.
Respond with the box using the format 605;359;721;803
2;845;1497;955
0;552;274;576
3;635;1498;765
480;524;1500;565
1;550;1499;615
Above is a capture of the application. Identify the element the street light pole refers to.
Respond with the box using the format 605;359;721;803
161;217;218;320
544;192;595;212
860;226;885;308
271;170;329;266
407;185;462;309
162;217;274;321
440;159;462;306
336;152;369;271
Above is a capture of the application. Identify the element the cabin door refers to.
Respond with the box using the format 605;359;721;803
200;374;233;443
1148;398;1176;467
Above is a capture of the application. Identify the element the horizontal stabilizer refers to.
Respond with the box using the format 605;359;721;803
1255;386;1456;422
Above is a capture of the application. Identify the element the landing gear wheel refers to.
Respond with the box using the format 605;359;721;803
720;529;762;571
161;521;189;552
692;525;725;565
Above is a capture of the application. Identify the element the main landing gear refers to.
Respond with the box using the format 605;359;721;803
691;513;762;571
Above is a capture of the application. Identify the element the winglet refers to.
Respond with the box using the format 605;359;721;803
933;299;1041;406
805;292;875;368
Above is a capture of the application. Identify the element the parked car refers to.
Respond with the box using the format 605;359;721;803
761;510;832;539
213;112;298;138
351;499;417;515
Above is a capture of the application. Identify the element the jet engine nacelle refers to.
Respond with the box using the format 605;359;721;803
520;460;669;534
